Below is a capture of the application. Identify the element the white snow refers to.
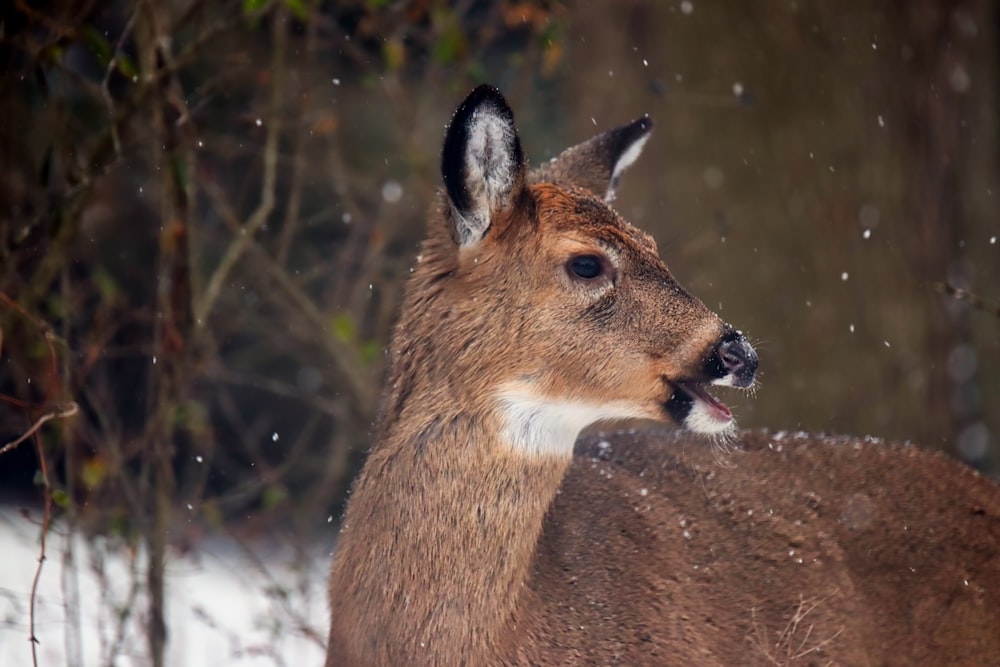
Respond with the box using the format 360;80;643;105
0;507;330;667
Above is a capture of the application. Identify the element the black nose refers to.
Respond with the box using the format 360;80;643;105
713;331;758;388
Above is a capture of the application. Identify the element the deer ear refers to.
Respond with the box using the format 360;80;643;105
441;85;526;248
531;116;652;203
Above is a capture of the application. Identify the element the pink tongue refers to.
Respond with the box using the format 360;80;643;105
685;383;732;420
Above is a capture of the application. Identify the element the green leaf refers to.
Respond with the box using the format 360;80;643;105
466;59;487;83
46;294;67;319
117;54;138;79
284;0;309;20
170;155;188;193
52;488;70;508
382;38;406;72
432;11;467;65
94;267;121;300
243;0;268;17
262;485;288;510
330;313;356;344
360;340;381;365
82;27;113;66
173;400;209;431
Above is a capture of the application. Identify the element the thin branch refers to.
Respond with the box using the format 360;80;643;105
935;282;1000;318
17;5;240;222
0;403;79;456
205;366;345;419
101;6;141;157
195;6;288;326
275;7;319;267
28;430;55;667
224;529;328;650
202;179;376;412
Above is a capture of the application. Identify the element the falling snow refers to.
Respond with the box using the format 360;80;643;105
382;180;403;203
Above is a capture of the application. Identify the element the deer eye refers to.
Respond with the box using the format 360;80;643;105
567;254;605;280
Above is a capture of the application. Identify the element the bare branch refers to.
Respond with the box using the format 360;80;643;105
101;6;140;157
202;179;376;412
0;404;79;456
195;6;288;326
935;282;1000;318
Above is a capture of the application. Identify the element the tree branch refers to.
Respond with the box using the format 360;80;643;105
195;6;288;326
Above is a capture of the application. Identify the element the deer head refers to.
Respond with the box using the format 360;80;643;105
379;85;757;456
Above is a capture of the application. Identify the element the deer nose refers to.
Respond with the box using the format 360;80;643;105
715;332;757;388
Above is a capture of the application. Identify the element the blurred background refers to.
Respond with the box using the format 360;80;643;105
1;1;998;664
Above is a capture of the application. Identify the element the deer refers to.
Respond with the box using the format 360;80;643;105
326;85;1000;666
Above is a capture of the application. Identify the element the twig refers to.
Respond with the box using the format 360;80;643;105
223;529;328;650
275;6;318;267
0;403;79;456
201;180;376;412
935;282;1000;318
0;292;77;665
205;366;345;418
28;429;55;667
195;5;288;326
101;5;141;156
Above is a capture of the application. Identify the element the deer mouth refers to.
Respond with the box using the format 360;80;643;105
665;380;734;435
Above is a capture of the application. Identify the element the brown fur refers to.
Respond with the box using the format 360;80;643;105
326;88;1000;666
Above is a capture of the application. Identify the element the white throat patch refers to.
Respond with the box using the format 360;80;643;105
495;385;648;456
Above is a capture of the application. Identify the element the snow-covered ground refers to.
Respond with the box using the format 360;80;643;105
0;507;331;666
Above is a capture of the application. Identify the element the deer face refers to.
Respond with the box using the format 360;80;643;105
427;86;756;455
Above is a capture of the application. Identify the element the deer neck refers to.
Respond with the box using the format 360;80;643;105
329;390;573;660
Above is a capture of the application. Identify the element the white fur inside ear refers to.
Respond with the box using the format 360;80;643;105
495;385;649;457
605;133;650;203
456;109;518;247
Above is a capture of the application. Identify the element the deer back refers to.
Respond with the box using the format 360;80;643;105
507;428;1000;665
